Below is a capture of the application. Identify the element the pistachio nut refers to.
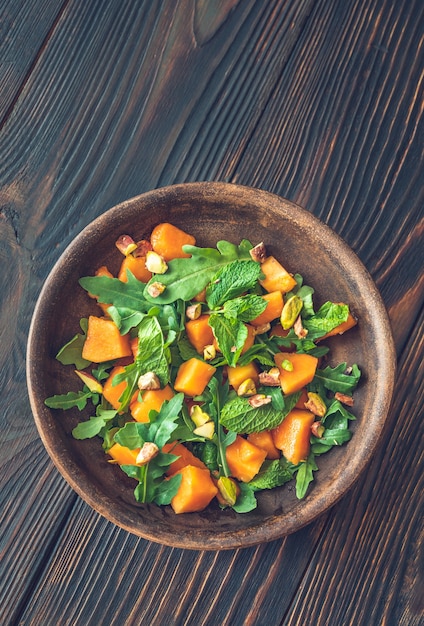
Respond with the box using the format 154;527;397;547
280;295;303;330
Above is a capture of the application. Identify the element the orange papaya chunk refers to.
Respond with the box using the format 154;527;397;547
259;256;297;294
118;255;152;283
174;358;216;397
150;223;196;261
271;409;315;464
247;430;280;460
107;442;140;465
251;291;284;326
102;365;130;411
274;351;318;395
225;362;259;391
185;315;214;354
130;385;174;423
82;316;132;363
226;435;267;482
318;309;357;341
170;465;218;514
162;442;207;476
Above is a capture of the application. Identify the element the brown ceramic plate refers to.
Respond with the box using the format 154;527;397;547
27;182;395;550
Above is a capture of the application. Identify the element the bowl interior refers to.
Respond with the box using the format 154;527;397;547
27;182;395;549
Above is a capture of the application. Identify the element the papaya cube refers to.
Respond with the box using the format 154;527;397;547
170;465;218;514
185;315;214;354
130;385;175;423
225;362;259;391
259;256;297;294
174;358;216;397
82;316;132;363
226;435;267;482
274;352;318;395
272;409;315;464
251;291;284;326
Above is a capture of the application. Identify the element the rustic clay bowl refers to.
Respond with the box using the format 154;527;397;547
27;182;395;550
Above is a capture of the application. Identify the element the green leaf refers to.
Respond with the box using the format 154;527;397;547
208;314;248;367
303;302;349;341
222;293;267;322
232;483;257;513
72;409;117;440
45;390;92;411
314;363;361;394
56;325;91;370
79;272;151;310
154;473;182;505
220;396;283;434
143;240;252;304
248;459;293;491
295;454;318;499
107;306;145;334
206;260;262;309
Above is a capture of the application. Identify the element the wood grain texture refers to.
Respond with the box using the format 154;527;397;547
0;0;423;623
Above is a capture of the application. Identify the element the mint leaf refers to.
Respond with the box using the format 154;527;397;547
303;302;349;341
208;314;248;367
248;459;293;491
143;240;252;304
220;396;283;434
206;260;262;309
222;294;267;322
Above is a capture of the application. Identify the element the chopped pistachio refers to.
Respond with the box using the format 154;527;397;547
335;392;354;406
137;371;161;391
147;281;166;298
115;235;137;256
311;421;325;438
253;322;271;335
281;359;294;372
145;250;168;274
203;344;216;361
237;378;257;397
136;442;159;466
258;367;281;387
294;315;308;339
190;405;211;427
217;476;239;507
249;242;267;263
248;394;272;408
186;303;202;320
280;295;303;330
304;392;327;417
193;421;215;439
133;239;153;258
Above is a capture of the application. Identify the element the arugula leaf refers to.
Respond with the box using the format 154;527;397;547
208;314;247;367
113;316;170;410
303;302;349;341
143;240;252;304
45;390;93;411
295;454;318;499
107;306;145;334
248;459;293;491
55;319;90;369
72;408;117;440
206;260;262;309
232;483;257;513
79;272;151;311
314;363;361;394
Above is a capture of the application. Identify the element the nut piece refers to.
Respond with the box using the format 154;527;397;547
190;405;211;427
203;344;216;361
186;303;202;320
136;442;159;466
335;392;354;406
253;322;271;335
145;250;168;274
147;281;166;298
304;392;327;417
133;239;153;258
137;371;161;390
237;378;257;397
248;394;272;408
280;295;303;330
258;367;281;387
294;315;308;339
115;235;137;256
217;476;240;507
193;421;215;439
280;359;294;372
311;421;325;438
249;242;267;263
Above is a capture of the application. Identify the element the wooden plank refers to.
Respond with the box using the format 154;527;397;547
0;0;67;124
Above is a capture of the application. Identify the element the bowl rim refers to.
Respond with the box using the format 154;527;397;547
26;181;396;550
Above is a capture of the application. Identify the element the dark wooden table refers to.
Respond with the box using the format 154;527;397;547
1;1;423;624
